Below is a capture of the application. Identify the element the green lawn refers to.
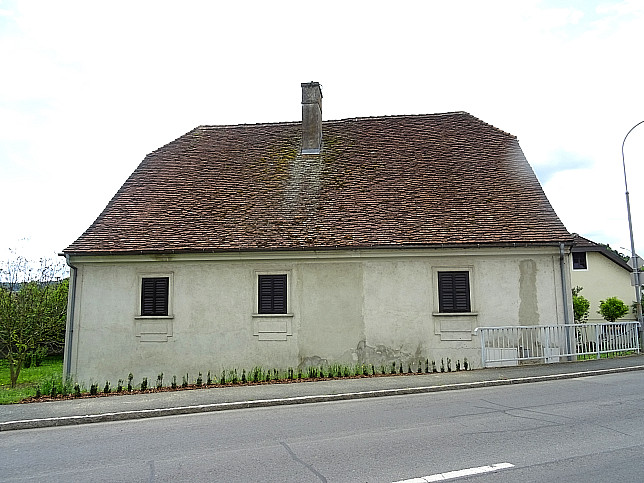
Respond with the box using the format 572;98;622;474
576;350;636;361
0;356;64;404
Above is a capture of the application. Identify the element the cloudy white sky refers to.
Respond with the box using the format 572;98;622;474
1;0;643;264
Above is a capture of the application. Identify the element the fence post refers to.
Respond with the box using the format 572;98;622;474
596;324;601;359
545;326;550;361
479;329;486;368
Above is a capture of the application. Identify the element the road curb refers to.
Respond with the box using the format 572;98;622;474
3;364;644;432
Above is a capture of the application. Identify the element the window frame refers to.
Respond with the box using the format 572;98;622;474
257;273;288;315
253;271;291;316
435;269;474;314
137;273;173;318
572;252;588;270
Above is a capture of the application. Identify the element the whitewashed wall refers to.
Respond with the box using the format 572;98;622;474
65;246;570;385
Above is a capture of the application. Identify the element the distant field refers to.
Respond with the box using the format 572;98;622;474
0;356;63;404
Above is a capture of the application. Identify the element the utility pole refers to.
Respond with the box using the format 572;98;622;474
621;121;644;347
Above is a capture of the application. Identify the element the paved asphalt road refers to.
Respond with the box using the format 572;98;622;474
2;370;644;482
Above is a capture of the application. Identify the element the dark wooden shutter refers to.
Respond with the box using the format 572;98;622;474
438;271;471;313
258;274;287;314
141;277;169;316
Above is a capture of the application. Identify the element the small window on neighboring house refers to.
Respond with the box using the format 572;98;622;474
438;271;471;313
141;277;169;316
258;274;287;314
573;252;587;270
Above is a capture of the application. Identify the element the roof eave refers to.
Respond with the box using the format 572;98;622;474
62;239;574;257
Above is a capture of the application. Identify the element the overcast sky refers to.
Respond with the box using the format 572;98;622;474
1;0;643;264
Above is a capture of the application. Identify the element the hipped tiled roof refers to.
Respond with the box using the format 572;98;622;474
65;112;571;255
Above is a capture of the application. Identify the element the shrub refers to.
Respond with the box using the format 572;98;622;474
572;286;590;323
598;297;630;322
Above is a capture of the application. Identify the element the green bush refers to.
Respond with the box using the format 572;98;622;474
573;286;590;323
598;297;629;322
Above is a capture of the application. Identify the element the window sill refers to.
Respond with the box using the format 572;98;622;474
135;315;174;320
252;313;294;318
432;312;478;317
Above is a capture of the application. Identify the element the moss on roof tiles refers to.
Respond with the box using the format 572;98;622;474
64;112;571;254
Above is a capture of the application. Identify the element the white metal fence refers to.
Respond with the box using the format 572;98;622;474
474;322;640;368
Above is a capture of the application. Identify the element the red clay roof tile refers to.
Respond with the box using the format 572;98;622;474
64;112;571;254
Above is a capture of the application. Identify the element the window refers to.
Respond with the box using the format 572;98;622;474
573;252;587;270
258;274;287;314
141;277;169;316
438;271;471;313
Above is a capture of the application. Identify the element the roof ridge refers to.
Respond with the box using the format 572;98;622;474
193;111;517;138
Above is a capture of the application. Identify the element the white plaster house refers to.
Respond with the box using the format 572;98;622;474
571;234;637;323
62;82;573;385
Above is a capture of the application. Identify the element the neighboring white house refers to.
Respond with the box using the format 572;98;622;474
571;234;637;323
62;82;573;385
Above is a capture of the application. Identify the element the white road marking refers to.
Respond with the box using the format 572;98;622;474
393;462;515;483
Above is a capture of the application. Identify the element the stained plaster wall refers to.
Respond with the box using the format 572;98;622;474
65;246;570;385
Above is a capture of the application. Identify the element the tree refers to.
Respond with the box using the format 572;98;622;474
598;297;629;323
0;254;68;387
600;244;630;263
572;286;590;323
